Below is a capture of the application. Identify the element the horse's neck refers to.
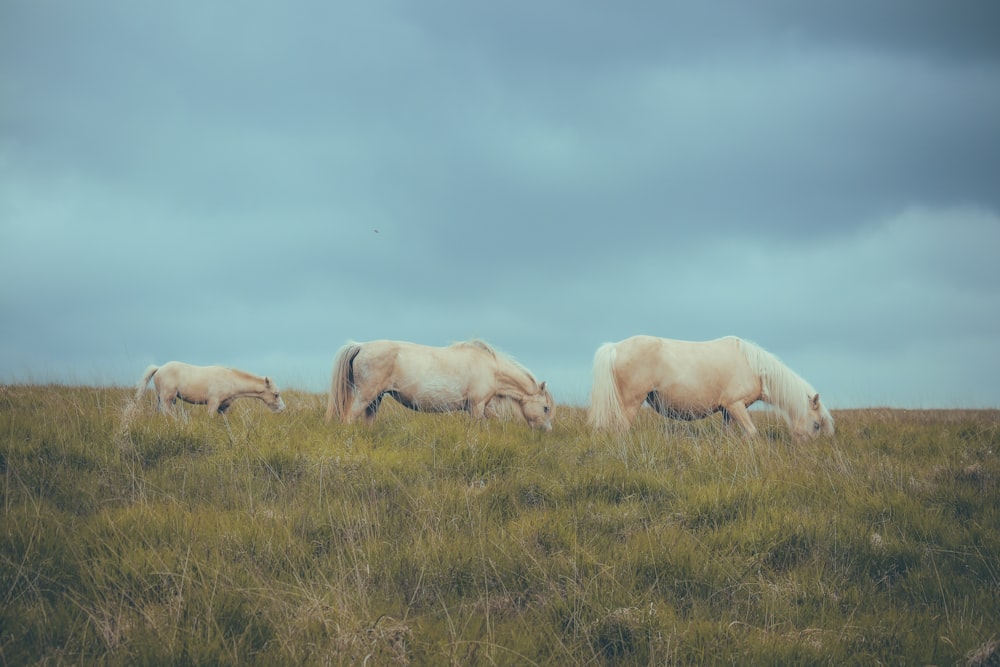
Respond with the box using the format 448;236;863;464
227;369;266;393
742;341;810;421
494;359;536;399
759;361;810;420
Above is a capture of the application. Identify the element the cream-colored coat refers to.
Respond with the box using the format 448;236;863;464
589;335;833;440
136;361;286;415
326;339;554;430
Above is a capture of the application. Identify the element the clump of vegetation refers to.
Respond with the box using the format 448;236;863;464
2;385;998;665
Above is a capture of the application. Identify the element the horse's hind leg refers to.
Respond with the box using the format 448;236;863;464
346;391;382;425
157;389;176;415
618;395;645;429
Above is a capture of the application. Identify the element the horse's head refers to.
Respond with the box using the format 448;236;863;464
791;393;834;440
264;377;287;413
519;381;555;431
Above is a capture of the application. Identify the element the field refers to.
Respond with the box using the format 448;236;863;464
2;385;999;665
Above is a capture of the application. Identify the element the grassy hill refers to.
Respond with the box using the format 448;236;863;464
2;385;998;665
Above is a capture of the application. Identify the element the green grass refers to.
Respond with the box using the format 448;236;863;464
2;385;999;665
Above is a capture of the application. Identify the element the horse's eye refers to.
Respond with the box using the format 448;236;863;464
814;421;821;431
543;406;550;414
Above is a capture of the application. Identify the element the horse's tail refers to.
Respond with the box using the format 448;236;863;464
588;342;628;432
135;364;159;402
326;343;361;423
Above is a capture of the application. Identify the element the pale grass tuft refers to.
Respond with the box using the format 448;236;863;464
968;635;1000;667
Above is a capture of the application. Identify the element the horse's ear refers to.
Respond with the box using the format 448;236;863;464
811;393;820;409
539;381;547;392
265;377;272;387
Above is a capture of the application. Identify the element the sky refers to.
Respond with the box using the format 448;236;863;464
2;1;999;409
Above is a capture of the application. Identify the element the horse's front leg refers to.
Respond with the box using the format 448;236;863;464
468;397;490;420
723;402;757;437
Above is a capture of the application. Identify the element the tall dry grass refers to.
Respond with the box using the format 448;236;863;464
1;385;998;665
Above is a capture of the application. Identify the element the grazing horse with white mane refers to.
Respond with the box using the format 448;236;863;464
136;362;286;415
325;339;555;431
589;336;834;440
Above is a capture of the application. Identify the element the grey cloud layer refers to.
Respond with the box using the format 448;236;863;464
2;1;998;406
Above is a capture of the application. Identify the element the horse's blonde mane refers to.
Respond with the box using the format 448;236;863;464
454;339;497;358
736;338;815;420
454;339;541;387
229;367;264;382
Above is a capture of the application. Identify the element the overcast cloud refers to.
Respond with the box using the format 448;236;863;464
2;1;999;408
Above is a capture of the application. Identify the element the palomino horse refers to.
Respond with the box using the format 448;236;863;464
325;339;555;430
136;362;286;415
589;335;834;440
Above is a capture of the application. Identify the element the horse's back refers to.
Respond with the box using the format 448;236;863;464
344;340;486;411
153;361;188;385
365;339;510;397
158;361;216;379
615;335;755;404
362;340;491;375
158;361;215;373
154;361;238;391
619;336;743;369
